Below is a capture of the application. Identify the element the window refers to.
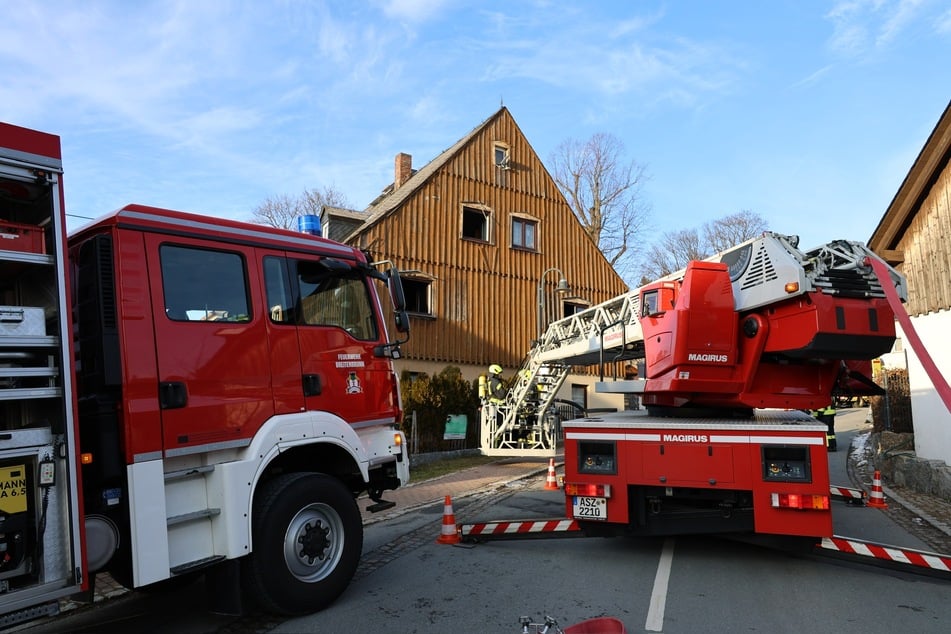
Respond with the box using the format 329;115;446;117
262;256;379;340
403;277;433;316
296;260;378;340
563;299;589;318
571;384;588;411
462;205;492;243
494;144;510;169
161;245;250;322
511;216;537;250
263;256;294;323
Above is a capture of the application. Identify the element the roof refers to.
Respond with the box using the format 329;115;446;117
869;100;951;257
343;107;507;242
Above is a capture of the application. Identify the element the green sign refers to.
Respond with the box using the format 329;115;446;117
444;414;467;440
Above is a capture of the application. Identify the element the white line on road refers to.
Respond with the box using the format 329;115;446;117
645;538;675;632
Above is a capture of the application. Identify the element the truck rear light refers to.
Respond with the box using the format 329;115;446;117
564;483;611;498
770;492;829;510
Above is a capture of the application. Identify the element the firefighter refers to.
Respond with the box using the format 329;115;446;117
815;404;837;451
487;364;506;404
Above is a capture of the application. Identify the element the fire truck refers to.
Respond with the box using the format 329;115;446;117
0;122;411;627
481;231;907;540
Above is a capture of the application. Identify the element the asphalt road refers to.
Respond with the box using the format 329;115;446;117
19;411;951;633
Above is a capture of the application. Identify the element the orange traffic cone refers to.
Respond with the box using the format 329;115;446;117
436;495;461;544
868;470;888;509
544;458;559;490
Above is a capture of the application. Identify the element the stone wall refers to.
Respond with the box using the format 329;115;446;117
871;431;951;500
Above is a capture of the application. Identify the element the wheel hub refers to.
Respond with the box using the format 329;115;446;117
298;519;331;563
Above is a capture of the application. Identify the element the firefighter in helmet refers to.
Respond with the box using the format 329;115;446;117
487;364;506;404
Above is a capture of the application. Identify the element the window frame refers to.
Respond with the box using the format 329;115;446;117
402;275;435;318
461;203;494;244
510;213;538;251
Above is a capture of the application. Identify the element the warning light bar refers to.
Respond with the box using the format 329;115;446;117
564;483;612;498
770;492;829;510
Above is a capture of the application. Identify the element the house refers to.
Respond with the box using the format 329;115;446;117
868;99;951;468
322;107;629;412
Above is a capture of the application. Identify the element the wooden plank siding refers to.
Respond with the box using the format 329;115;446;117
897;167;951;316
348;108;628;369
869;100;951;318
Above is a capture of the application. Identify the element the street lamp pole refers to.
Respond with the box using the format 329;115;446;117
537;267;570;340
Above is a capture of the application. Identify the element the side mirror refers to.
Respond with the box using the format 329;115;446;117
388;266;407;312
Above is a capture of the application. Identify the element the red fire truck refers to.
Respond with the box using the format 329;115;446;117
483;232;907;540
0;122;410;627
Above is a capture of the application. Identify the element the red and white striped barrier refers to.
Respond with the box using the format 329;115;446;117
460;518;581;540
819;536;951;575
830;485;867;504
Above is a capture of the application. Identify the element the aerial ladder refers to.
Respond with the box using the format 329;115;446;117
480;232;907;456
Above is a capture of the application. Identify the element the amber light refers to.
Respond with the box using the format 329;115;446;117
80;453;93;465
393;433;402;447
784;282;800;293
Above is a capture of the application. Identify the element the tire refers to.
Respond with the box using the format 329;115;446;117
244;472;363;615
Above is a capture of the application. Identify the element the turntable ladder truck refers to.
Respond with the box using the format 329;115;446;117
484;231;908;540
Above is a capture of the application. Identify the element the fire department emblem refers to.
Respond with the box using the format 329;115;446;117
346;371;363;394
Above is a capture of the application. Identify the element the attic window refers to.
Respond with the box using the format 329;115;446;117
495;143;509;169
461;204;492;243
494;143;510;169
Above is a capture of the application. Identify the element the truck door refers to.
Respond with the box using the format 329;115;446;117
262;254;396;425
146;236;273;453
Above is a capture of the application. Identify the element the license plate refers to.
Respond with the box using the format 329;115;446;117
572;496;607;520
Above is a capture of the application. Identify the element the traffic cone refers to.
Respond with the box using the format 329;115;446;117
544;458;559;490
868;470;888;509
436;495;461;544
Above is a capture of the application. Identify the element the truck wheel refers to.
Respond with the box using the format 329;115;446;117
244;472;363;615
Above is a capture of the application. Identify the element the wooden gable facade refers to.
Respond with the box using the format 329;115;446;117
329;107;628;377
868;99;951;464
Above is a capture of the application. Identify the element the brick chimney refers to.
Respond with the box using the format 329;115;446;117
395;153;412;188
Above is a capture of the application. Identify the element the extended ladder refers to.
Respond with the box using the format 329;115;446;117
479;233;906;456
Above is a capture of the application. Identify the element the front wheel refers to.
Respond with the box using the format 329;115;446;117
244;472;363;615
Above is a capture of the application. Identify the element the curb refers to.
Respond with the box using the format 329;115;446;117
848;431;951;539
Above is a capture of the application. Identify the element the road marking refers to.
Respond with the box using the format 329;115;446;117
645;538;674;632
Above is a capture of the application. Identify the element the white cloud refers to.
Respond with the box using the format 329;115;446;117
824;0;930;56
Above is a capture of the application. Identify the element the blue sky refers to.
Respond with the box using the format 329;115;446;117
3;0;950;257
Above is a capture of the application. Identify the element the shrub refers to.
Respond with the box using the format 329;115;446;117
400;366;481;453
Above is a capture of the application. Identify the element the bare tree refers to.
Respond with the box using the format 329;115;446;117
703;210;768;255
639;210;768;283
549;133;651;278
252;186;351;230
640;228;706;282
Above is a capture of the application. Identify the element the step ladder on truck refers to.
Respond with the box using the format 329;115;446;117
472;231;951;578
